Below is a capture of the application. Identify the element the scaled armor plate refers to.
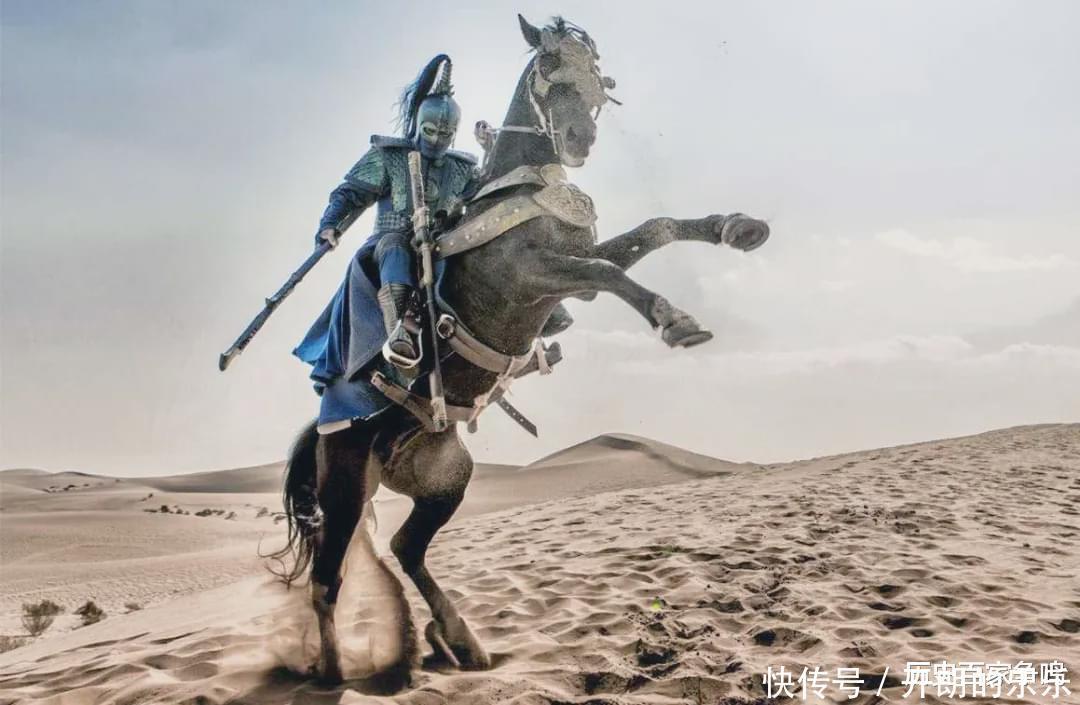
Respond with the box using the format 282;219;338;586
365;135;477;226
344;147;387;193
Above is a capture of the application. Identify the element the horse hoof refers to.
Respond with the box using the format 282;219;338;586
661;317;713;348
364;661;413;695
675;329;713;348
722;214;770;252
425;619;492;670
316;664;344;686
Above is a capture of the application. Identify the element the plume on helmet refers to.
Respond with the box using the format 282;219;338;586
396;54;452;139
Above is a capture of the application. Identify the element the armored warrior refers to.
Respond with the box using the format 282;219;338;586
304;54;475;368
291;55;479;432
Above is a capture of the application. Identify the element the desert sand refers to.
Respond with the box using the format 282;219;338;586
0;425;1077;704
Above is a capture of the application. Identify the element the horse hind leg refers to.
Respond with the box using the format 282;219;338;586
386;433;491;669
311;425;415;688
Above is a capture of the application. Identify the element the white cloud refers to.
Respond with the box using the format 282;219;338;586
603;333;1080;380
875;228;1075;272
613;334;976;378
971;342;1080;369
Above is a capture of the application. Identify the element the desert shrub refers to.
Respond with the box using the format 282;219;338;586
21;600;63;636
0;635;29;653
124;602;142;612
195;508;213;517
225;511;237;520
255;506;269;518
159;505;171;513
75;600;105;626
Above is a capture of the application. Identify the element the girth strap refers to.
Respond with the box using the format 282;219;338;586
370;371;477;433
371;321;562;435
435;313;540;375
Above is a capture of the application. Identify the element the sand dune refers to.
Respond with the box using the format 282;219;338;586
137;463;287;494
1;425;1077;704
0;469;131;494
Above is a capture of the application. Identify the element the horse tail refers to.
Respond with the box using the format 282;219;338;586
263;420;321;587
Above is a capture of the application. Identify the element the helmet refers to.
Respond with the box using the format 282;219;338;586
400;55;460;159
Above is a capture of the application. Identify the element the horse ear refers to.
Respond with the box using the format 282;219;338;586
518;14;542;48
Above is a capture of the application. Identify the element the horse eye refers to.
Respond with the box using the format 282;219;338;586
539;53;560;75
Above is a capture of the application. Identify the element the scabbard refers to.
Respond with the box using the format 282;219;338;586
407;150;449;431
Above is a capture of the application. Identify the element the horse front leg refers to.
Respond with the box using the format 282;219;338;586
525;250;712;348
311;426;415;688
591;213;770;271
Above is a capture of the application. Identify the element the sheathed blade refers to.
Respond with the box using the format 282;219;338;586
496;397;538;437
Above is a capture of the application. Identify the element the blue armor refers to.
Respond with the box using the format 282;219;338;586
317;134;477;258
294;137;478;429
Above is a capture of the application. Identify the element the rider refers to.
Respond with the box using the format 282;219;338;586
309;54;477;370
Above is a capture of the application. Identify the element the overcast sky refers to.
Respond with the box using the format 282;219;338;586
2;1;1078;476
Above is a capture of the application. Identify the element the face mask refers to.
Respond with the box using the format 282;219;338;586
414;94;460;158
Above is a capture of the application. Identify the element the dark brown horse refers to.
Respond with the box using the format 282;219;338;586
269;15;769;688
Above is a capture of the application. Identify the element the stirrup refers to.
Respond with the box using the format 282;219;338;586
382;326;422;370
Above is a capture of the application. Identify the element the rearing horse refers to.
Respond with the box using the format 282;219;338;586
271;14;769;687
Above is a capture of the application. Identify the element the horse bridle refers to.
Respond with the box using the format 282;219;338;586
491;68;568;158
478;56;619;171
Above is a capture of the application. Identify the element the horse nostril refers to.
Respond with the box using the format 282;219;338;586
566;125;593;146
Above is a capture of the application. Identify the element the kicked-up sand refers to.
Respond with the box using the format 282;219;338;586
0;426;1077;704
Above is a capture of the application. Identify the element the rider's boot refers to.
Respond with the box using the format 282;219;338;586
377;283;421;369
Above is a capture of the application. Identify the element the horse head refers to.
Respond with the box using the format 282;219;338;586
513;15;618;168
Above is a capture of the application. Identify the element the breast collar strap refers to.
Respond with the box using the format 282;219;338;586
470;163;567;202
484;68;563;161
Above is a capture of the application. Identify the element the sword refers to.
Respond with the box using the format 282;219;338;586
407;151;449;432
218;211;360;371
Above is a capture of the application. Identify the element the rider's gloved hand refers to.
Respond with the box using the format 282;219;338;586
317;227;340;249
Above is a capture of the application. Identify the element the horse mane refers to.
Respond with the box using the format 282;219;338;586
534;16;598;57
